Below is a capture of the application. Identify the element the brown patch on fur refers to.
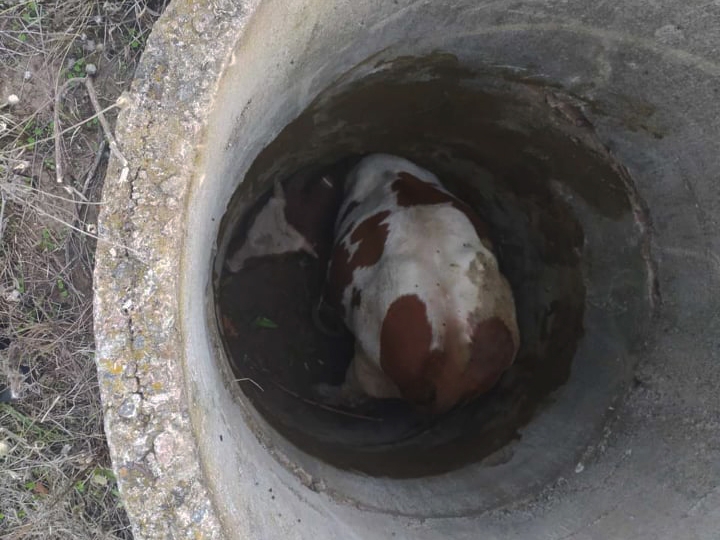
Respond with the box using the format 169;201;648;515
392;172;456;207
379;295;437;405
466;316;516;397
324;210;391;315
336;220;356;247
283;173;344;262
392;172;493;248
418;317;516;414
348;210;391;267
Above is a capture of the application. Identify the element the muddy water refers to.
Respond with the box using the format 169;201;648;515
216;55;633;478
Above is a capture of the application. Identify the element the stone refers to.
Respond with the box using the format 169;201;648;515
117;394;142;419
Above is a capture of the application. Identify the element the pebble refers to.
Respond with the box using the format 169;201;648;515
192;13;214;34
117;394;142;419
85;63;97;75
12;161;29;172
153;431;177;466
7;94;19;105
4;290;21;303
91;473;108;486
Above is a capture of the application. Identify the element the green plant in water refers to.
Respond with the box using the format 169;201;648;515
253;316;279;329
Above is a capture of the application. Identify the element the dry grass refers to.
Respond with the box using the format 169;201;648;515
0;1;167;537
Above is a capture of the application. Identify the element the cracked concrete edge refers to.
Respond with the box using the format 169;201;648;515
93;0;260;538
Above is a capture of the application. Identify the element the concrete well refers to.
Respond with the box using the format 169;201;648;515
94;1;720;539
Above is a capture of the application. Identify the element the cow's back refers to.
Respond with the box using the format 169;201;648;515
325;154;519;413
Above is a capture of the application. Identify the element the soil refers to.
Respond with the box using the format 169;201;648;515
0;3;162;536
219;252;354;400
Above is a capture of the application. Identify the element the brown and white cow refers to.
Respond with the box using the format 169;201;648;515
320;154;519;414
225;167;344;272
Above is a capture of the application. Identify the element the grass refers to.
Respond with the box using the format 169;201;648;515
0;1;167;538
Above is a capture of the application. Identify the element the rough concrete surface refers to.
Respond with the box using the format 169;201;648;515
94;0;720;539
94;1;260;538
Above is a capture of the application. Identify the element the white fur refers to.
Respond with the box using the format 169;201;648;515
226;180;316;272
334;154;518;400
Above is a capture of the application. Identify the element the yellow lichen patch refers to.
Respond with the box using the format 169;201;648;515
111;379;128;395
103;361;125;376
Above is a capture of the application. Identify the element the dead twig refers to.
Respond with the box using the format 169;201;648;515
82;139;107;200
84;77;127;172
21;196;142;257
0;191;6;243
54;76;85;185
233;377;264;392
65;139;107;270
54;77;128;185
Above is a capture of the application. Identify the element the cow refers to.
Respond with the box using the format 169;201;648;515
318;154;520;414
225;166;345;273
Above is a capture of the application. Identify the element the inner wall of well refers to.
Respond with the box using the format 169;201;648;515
215;55;647;478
